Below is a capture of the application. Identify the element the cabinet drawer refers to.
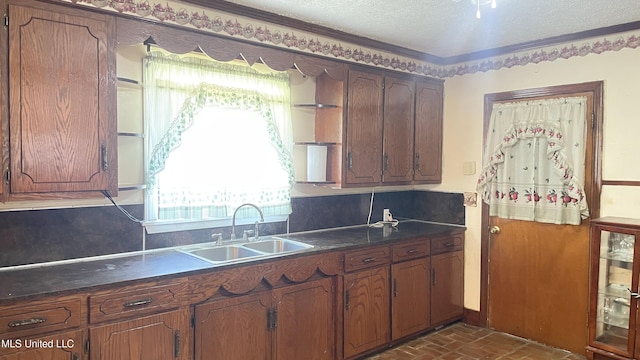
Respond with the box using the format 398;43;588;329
431;233;464;255
0;298;81;338
345;246;390;272
392;239;430;262
89;280;187;323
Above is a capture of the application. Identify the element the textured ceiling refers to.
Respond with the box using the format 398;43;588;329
220;0;640;58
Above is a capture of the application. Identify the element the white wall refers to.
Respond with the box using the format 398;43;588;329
427;45;640;310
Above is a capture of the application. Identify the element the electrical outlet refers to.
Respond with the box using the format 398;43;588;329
383;209;393;222
463;192;477;207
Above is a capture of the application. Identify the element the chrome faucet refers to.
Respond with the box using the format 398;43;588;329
211;233;223;246
230;203;264;241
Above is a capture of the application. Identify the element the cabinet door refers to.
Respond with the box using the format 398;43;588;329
391;258;431;340
8;1;116;194
89;309;191;360
194;292;271;360
345;69;383;185
273;278;336;360
414;81;443;183
0;329;83;360
382;76;414;184
588;225;639;358
344;266;390;358
431;251;464;326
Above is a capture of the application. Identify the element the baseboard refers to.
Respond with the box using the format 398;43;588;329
462;308;484;327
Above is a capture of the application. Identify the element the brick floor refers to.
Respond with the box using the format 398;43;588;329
365;323;586;360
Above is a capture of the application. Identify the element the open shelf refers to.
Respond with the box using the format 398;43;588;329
118;184;146;191
293;103;338;109
118;132;144;138
295;142;337;146
295;180;337;185
117;77;142;89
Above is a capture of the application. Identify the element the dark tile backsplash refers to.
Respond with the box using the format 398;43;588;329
0;206;144;268
0;190;464;267
289;190;464;232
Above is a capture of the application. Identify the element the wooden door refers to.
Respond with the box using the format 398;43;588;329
8;1;116;194
414;80;443;183
391;258;430;340
382;76;414;184
431;251;464;326
90;308;191;360
345;69;383;185
343;266;390;358
194;292;271;360
485;85;600;354
273;278;336;360
0;329;82;360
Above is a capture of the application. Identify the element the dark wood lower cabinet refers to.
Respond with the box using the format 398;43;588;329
273;278;336;360
194;277;336;360
0;232;463;360
391;258;431;340
89;308;191;360
431;251;464;326
195;291;271;360
0;329;83;360
343;266;390;358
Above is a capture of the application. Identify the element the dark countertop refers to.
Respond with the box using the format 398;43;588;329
0;220;464;302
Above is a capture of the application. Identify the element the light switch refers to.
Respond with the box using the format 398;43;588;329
462;161;476;175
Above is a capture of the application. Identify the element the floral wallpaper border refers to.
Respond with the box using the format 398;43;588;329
64;0;640;78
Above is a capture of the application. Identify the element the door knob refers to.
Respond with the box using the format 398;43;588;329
490;226;501;234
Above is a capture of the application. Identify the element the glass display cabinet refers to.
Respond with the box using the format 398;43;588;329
587;217;640;360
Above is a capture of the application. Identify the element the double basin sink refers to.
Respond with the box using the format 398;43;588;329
179;237;313;264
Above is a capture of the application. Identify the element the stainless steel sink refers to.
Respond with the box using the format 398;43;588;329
181;245;264;263
178;237;313;264
241;238;313;253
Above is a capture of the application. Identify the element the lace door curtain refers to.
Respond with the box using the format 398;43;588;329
476;97;589;225
143;52;294;223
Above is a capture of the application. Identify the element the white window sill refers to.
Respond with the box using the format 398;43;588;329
143;215;289;234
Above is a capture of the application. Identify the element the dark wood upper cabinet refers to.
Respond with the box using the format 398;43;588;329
7;0;117;196
414;80;444;183
345;69;384;185
344;67;443;187
383;76;415;184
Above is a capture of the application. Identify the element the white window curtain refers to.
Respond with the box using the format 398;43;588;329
143;52;294;226
476;96;589;225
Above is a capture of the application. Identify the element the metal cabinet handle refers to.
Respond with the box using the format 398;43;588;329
8;317;46;327
347;153;353;170
123;298;153;307
393;278;398;297
415;153;420;170
101;144;108;171
627;288;640;299
406;249;418;254
362;257;377;263
383;153;389;171
444;243;454;248
345;291;350;310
